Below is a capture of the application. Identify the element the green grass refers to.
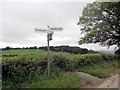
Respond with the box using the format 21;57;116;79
2;49;71;63
80;60;118;78
3;67;80;88
19;72;80;88
2;49;71;55
2;49;47;55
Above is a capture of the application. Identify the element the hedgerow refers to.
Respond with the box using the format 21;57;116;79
52;53;116;71
2;53;116;87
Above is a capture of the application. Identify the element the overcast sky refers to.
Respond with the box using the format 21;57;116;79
0;0;116;51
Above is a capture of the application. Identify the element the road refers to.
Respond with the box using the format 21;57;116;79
76;71;119;88
76;72;104;88
97;73;118;88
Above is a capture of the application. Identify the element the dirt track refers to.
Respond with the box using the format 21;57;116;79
76;72;104;88
97;73;118;88
76;71;119;88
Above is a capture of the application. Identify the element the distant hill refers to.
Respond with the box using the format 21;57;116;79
97;50;115;54
39;45;98;54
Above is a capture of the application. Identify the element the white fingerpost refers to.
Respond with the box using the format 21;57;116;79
35;26;63;77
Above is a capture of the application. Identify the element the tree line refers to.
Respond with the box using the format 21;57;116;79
2;46;97;54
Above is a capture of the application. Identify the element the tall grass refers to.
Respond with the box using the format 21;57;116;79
18;68;80;88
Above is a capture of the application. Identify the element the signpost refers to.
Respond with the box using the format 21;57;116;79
35;26;63;77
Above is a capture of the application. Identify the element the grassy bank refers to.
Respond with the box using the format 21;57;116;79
80;60;118;78
19;72;80;88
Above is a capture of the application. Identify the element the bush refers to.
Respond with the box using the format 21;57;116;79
2;60;47;86
52;54;116;71
115;49;120;59
52;55;75;71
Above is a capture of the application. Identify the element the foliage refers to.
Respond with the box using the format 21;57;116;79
115;49;120;55
2;59;47;87
17;69;80;88
52;53;116;71
78;2;120;48
52;55;75;71
48;46;97;54
80;60;118;78
2;49;117;88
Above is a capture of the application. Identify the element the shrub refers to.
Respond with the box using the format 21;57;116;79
52;55;74;71
2;60;47;86
52;54;116;71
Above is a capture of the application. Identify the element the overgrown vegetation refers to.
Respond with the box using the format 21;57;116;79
17;68;80;88
3;66;80;88
80;60;118;78
2;49;118;88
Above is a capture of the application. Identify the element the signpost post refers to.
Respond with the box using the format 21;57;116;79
35;26;63;77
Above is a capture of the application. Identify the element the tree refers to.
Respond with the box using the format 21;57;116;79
77;2;120;49
5;46;11;50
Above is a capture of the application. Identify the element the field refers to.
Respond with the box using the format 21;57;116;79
2;49;118;88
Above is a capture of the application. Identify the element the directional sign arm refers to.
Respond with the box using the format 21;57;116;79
35;28;47;32
50;27;63;31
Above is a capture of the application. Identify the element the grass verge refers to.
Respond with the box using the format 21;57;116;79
19;72;80;88
3;67;80;88
79;60;118;78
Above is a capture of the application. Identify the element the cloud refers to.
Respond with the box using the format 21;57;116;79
1;2;86;47
1;0;95;3
1;1;115;51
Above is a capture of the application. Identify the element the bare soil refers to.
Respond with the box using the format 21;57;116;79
76;72;104;88
76;70;119;88
97;73;118;88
